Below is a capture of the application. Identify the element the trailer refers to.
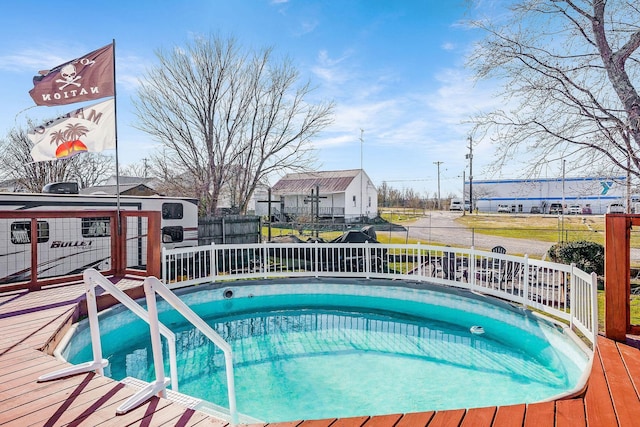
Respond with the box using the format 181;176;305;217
0;193;198;284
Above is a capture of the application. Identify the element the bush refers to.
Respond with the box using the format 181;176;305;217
547;240;604;276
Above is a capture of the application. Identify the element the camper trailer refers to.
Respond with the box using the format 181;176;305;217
0;192;198;283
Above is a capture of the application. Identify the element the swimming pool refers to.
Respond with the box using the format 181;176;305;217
59;278;591;423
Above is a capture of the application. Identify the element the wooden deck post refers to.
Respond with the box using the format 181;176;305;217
146;211;161;278
605;215;634;341
605;215;629;341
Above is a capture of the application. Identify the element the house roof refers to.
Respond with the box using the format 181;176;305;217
271;169;363;194
80;183;161;196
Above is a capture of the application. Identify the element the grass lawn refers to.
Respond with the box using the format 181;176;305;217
598;290;640;332
456;213;606;243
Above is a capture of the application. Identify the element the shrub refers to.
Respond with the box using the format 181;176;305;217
547;240;604;276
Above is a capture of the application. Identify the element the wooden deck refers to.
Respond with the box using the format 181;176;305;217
0;279;638;427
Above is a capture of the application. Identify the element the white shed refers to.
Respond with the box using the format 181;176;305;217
270;169;378;222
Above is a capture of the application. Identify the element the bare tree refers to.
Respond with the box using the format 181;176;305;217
0;126;114;192
467;0;640;180
119;161;151;179
133;35;334;215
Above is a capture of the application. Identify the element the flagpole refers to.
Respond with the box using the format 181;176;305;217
112;39;121;235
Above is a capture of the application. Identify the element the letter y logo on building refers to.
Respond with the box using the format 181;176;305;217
601;181;614;195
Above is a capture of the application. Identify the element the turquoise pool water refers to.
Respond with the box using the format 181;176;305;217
61;279;590;423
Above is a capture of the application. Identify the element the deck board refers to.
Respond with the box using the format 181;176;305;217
362;414;403;426
328;416;369;427
491;404;525;427
585;346;618;426
426;408;465;426
556;399;586;427
460;407;496;427
0;278;639;426
597;338;640;426
395;411;435;427
523;401;555;427
617;341;640;397
297;419;336;427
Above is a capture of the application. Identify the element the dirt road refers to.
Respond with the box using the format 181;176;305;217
397;211;555;258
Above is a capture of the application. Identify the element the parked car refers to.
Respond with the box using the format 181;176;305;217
497;204;511;213
607;203;625;214
581;205;592;215
449;199;463;211
568;204;582;215
530;206;541;214
549;203;564;214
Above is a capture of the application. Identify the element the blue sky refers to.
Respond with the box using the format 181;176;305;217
0;0;506;197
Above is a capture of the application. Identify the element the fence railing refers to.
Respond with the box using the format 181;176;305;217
282;206;346;217
0;210;161;292
162;242;599;347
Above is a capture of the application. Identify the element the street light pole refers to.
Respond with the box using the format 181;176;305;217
433;161;443;210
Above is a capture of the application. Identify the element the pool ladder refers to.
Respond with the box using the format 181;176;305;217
37;268;239;425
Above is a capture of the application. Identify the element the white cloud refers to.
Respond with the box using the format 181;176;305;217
116;53;148;92
0;50;67;73
296;20;319;36
312;49;355;85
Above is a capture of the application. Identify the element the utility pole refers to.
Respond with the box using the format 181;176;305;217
462;170;466;216
433;161;443;210
360;129;364;220
466;136;473;213
562;159;566;242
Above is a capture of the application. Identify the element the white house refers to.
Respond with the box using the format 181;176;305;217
268;169;378;222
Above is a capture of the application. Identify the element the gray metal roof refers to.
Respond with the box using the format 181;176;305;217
272;169;362;194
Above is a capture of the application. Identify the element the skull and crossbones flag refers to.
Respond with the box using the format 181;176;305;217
29;43;114;107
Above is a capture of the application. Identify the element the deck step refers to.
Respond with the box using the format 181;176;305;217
120;376;264;424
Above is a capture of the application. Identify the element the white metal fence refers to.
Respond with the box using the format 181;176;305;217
162;242;599;348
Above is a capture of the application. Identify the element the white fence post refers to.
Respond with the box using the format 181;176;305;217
263;242;268;279
314;241;319;278
523;254;530;307
210;243;217;282
591;272;599;346
161;246;167;282
365;241;371;278
469;246;476;289
569;263;576;330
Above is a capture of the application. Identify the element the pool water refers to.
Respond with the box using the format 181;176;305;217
61;280;590;422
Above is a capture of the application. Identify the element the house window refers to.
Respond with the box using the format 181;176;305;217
368;196;372;207
11;221;49;244
353;195;357;207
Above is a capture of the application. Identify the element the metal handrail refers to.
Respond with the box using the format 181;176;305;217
37;268;180;415
143;276;238;425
